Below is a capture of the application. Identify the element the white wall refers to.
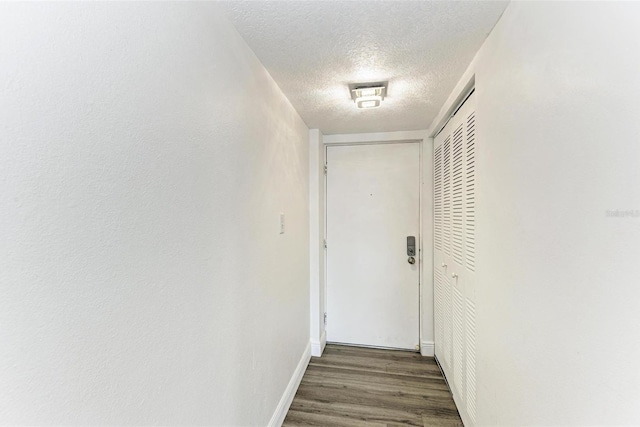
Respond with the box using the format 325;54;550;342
322;131;434;355
309;130;326;356
0;3;310;425
432;2;640;425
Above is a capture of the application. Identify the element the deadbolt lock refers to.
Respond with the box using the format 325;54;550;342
407;236;416;256
408;256;416;265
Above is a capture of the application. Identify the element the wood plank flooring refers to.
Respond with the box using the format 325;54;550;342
283;344;463;427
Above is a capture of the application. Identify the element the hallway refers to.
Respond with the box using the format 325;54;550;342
3;2;640;425
284;345;462;427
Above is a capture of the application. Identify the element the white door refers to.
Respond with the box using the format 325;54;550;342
433;91;477;425
326;142;420;350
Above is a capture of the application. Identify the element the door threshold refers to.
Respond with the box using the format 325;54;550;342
326;341;420;353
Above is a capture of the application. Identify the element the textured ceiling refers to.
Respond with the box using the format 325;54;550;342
221;1;509;135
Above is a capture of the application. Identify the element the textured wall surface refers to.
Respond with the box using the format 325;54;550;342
456;2;640;425
221;1;508;135
0;3;309;425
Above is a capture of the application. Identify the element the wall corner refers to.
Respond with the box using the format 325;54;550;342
309;129;326;350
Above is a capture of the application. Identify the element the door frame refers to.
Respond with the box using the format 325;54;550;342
325;140;422;350
319;131;434;356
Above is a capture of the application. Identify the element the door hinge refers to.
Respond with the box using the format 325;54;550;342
323;239;327;249
324;164;327;175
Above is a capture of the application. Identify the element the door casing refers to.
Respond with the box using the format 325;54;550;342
321;135;431;354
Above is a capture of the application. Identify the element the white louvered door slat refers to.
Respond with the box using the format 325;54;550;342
465;112;476;272
442;274;452;369
434;267;444;359
451;125;464;266
434;146;443;251
466;299;477;424
452;287;465;397
433;91;476;427
442;137;451;257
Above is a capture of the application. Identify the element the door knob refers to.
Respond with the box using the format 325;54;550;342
408;256;416;265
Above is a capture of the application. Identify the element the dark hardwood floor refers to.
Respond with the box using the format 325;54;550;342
283;344;463;427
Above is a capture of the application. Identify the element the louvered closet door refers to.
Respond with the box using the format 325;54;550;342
433;91;477;426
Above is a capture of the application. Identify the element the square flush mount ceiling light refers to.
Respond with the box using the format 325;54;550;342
349;82;387;109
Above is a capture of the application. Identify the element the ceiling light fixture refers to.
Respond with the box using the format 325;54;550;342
357;96;382;109
349;82;388;109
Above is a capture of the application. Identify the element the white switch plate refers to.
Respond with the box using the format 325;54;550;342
279;213;285;234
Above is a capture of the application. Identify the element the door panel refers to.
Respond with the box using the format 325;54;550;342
433;91;477;426
326;142;420;350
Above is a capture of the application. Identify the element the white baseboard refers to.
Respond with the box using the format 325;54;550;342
267;341;311;427
420;340;435;357
310;330;326;357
